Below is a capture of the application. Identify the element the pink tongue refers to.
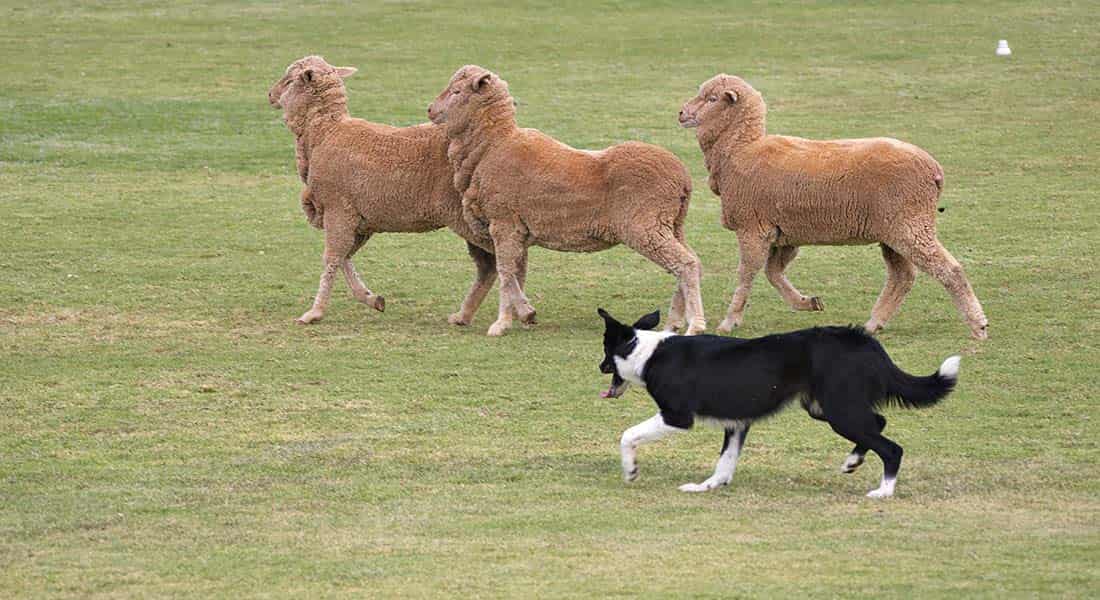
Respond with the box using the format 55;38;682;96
600;387;612;398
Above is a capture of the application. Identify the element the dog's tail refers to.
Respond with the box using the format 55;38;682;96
882;355;960;409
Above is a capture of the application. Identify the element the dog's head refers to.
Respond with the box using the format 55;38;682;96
597;308;660;398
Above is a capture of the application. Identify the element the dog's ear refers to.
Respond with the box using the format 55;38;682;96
597;308;619;326
632;310;660;331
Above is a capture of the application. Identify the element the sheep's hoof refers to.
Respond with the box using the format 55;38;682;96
972;325;989;340
448;313;471;326
371;295;386;312
864;320;884;335
685;321;706;336
515;304;537;325
808;296;824;311
663;322;684;333
487;321;511;337
296;310;323;325
716;318;740;334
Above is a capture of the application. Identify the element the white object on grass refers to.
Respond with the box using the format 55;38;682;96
996;40;1012;56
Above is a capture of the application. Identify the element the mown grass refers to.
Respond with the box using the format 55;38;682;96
1;1;1098;597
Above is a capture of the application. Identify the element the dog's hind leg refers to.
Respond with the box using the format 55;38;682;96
679;423;751;493
861;433;903;498
827;411;903;498
841;414;887;474
620;413;684;483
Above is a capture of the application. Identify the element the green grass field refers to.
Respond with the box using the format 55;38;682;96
2;1;1098;597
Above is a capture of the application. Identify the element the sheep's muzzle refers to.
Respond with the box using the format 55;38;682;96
678;109;700;128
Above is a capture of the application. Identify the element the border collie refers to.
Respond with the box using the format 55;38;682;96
597;308;960;498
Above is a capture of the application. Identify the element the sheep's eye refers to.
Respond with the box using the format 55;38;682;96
707;95;717;102
452;89;460;95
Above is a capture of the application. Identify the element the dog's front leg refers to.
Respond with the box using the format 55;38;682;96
620;413;681;482
680;423;751;493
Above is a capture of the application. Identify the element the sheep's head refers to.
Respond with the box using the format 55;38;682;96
678;74;761;129
268;55;357;113
427;65;513;130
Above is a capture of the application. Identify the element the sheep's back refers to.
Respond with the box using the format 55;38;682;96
308;121;459;232
721;134;943;243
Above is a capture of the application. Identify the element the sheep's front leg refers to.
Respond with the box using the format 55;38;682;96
718;234;768;333
449;242;498;326
865;244;916;333
666;287;686;332
297;216;357;325
486;222;535;336
765;246;823;312
509;251;536;325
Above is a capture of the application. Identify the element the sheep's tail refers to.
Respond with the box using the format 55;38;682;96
880;355;959;409
301;186;324;230
928;156;945;192
674;182;692;233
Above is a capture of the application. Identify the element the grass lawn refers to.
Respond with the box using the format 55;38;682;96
1;0;1098;597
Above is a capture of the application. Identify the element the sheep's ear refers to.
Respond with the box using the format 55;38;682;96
335;66;357;79
724;90;738;104
632;310;660;331
471;72;492;92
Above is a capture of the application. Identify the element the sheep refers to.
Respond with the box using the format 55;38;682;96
427;65;706;337
268;56;503;326
679;74;988;339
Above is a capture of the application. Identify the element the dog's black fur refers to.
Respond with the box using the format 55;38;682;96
598;308;959;495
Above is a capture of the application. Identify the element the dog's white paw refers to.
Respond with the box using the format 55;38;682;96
866;477;896;498
679;480;726;493
840;453;865;473
621;449;638;483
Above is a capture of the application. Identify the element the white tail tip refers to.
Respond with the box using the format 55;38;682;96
939;355;961;379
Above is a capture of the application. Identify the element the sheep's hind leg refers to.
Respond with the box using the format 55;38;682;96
893;235;988;339
664;226;689;332
865;244;916;334
449;242;498;326
765;246;823;312
298;217;358;325
625;233;705;335
342;234;385;312
718;234;769;333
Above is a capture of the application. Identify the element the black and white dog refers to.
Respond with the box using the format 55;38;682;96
597;308;960;498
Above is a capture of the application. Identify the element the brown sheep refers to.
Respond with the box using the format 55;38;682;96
427;65;706;337
268;56;502;326
679;74;988;339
